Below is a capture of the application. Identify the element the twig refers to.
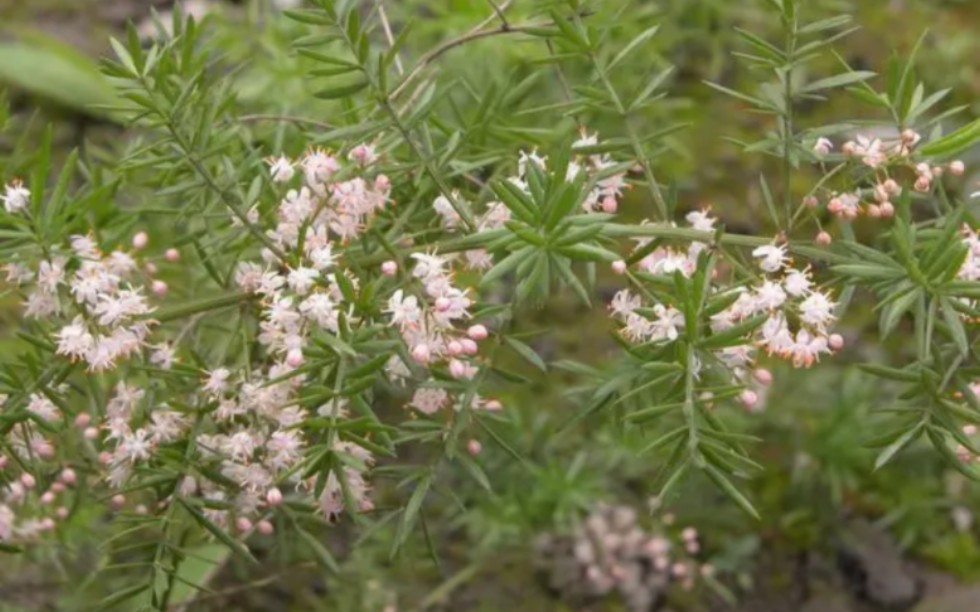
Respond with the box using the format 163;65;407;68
390;15;544;100
238;114;333;130
375;1;404;75
484;0;510;28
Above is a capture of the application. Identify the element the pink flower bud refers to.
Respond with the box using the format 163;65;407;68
85;427;100;440
165;248;180;262
867;204;882;218
144;262;158;275
236;517;253;532
136;505;148;515
266;487;283;506
435;297;451;312
467;324;488;341
601;196;618;213
883;179;900;195
901;129;919;143
964;424;978;436
950;160;965;176
56;507;69;519
484;399;502;411
841;141;856;156
381;260;397;276
753;368;773;385
829;334;844;350
257;520;274;535
411;343;431;364
879;202;895;217
111;494;126;509
375;174;391;192
874;184;889;202
449;359;467;379
467;439;482;456
447;340;463;356
99;451;112;465
132;231;149;249
74;412;91;428
60;468;77;485
932;165;944;177
739;389;758;410
701;563;715;577
51;482;65;493
35;442;54;458
0;455;6;469
681;527;698;541
827;198;843;214
611;260;627;275
816;231;832;246
20;473;36;488
41;491;55;504
286;348;304;368
41;518;55;530
803;195;819;208
151;280;168;296
672;562;688;577
461;338;478;355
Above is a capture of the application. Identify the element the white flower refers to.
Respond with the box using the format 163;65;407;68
798;291;836;331
150;343;176;369
813;137;833;156
1;181;30;213
204;368;232;397
409;387;449;414
685;210;716;232
56;316;95;361
433;194;462;228
649;304;683;342
752;244;788;273
753;280;787;311
27;393;60;422
783;268;812;297
308;245;336;271
267;155;295;182
385;289;421;330
117;428;153;463
787;329;829;368
287;266;319;295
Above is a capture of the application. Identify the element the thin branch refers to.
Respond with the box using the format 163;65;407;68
485;0;510;28
238;114;333;130
375;0;404;75
391;14;544;100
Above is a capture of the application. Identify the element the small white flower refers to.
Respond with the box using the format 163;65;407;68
783;268;812;297
798;291;836;331
409;387;449;415
812;137;833;156
752;244;788;273
267;155;295;182
1;181;30;214
204;368;232;397
287;266;319;295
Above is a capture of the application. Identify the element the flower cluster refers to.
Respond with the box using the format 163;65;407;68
535;503;711;611
809;131;966;223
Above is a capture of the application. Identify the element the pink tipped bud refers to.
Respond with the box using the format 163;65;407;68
0;455;7;469
257;520;274;535
701;563;715;578
136;504;148;515
20;473;36;488
964;424;978;436
816;231;832;246
51;482;65;493
753;368;773;385
111;494;126;509
950;160;965;176
85;427;100;440
803;195;819;208
827;198;843;214
375;174;391;192
484;399;502;411
461;338;478;355
601;196;618;213
681;527;698;541
449;359;468;379
435;297;451;312
99;451;113;465
286;348;304;368
56;507;69;519
829;333;844;350
447;340;464;356
739;389;758;410
151;280;168;296
883;179;901;195
874;185;889;203
165;248;180;262
74;412;91;428
60;468;77;485
411;343;431;364
266;487;283;506
879;202;895;217
841;141;856;156
932;165;944;178
467;439;482;456
132;231;149;250
867;204;882;218
41;491;55;504
144;262;158;275
901;129;919;143
41;517;55;530
236;517;253;532
381;260;397;276
35;442;54;458
611;260;627;275
467;324;488;341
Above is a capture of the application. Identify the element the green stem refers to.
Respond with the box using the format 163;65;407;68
151;293;254;323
